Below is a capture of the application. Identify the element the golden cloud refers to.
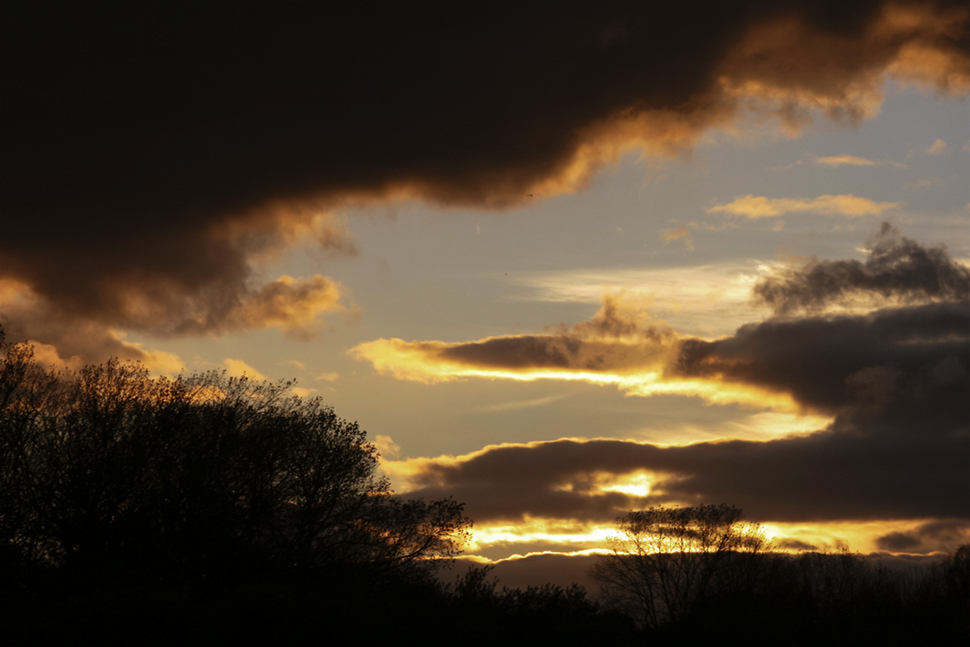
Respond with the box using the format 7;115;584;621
0;280;188;373
1;271;351;366
6;2;970;370
354;232;970;418
463;516;966;562
660;226;695;250
813;154;881;167
232;274;346;340
925;138;950;154
707;194;900;219
373;435;402;462
468;519;617;555
223;358;268;382
540;1;970;188
351;295;800;411
717;3;970;132
380;422;970;557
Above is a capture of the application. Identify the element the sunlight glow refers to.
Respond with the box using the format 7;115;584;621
352;337;802;411
468;520;617;552
761;519;970;555
466;518;966;559
599;472;653;497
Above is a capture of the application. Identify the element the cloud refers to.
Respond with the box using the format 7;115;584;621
925;138;950;154
908;138;953;159
875;519;970;554
352;294;801;409
774;539;818;551
673;300;969;414
660;226;695;249
373;435;402;462
4;2;969;356
707;194;900;219
230;274;347;340
812;154;906;168
753;223;970;314
0;270;353;364
109;341;185;377
223;358;268;382
384;301;970;524
510;262;766;336
0;279;189;371
355;230;970;415
363;228;970;541
387;415;969;527
813;154;880;167
314;372;340;382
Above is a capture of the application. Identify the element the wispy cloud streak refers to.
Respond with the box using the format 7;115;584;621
707;194;900;219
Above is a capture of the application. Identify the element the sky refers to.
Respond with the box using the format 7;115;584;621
2;1;969;580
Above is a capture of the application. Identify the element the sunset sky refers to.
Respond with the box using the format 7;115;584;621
2;2;969;579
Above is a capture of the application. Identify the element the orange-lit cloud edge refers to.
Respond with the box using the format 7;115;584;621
5;1;969;368
5;3;967;560
352;232;970;561
379;435;970;561
380;437;969;561
246;4;970;561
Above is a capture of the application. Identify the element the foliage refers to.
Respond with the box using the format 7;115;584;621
591;504;770;628
0;334;469;582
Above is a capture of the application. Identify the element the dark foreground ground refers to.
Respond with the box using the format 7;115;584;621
2;549;967;647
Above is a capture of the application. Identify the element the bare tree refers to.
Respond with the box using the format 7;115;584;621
0;330;471;580
592;504;770;628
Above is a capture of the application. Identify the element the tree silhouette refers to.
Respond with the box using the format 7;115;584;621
0;331;469;582
592;504;770;629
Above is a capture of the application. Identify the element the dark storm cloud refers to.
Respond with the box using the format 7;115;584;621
437;314;678;372
674;300;970;415
875;519;970;553
754;223;970;314
775;539;818;551
3;2;969;356
358;277;969;414
400;424;969;525
394;261;969;526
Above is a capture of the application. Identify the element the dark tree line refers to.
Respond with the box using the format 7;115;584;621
0;331;636;645
0;334;468;583
1;329;967;645
592;505;970;643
